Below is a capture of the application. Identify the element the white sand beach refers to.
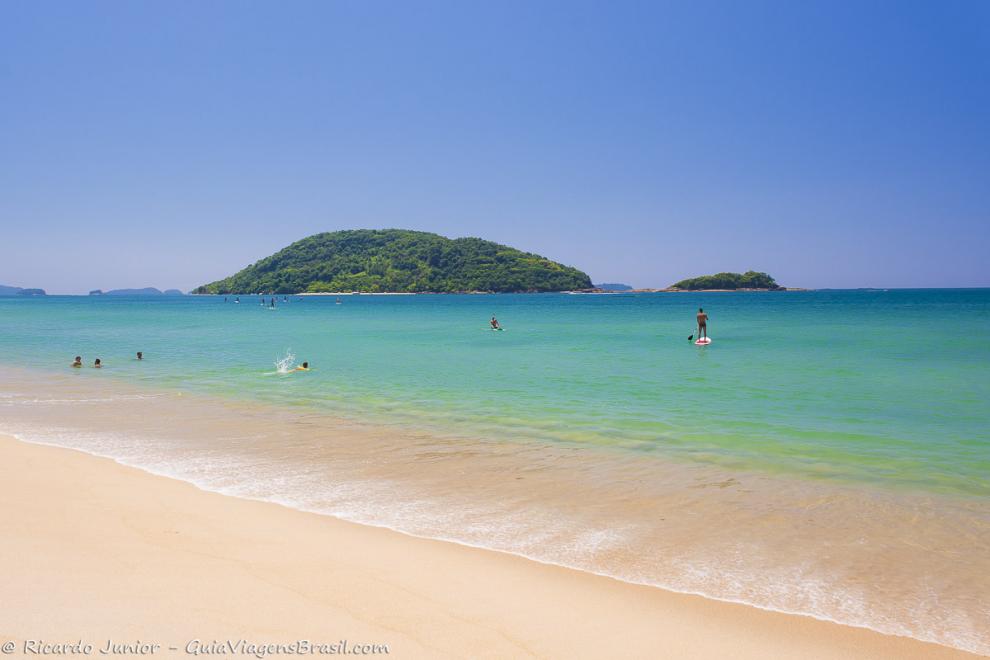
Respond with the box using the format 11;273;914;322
0;434;976;659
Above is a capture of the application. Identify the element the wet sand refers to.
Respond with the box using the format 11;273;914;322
0;434;976;659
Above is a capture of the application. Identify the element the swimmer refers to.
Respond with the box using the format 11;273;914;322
93;358;102;368
71;356;82;368
136;351;143;360
294;361;310;371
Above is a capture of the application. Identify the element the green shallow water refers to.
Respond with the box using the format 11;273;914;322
1;289;988;495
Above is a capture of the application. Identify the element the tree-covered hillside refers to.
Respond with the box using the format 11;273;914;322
671;271;780;290
194;230;592;294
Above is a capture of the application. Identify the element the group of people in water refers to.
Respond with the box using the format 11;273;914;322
222;296;292;307
72;352;142;369
490;308;709;339
70;306;708;371
70;350;311;373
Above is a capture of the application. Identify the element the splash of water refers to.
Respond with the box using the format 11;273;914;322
274;349;296;374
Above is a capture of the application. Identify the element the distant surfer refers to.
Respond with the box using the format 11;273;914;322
490;316;501;330
136;351;143;360
71;356;82;368
696;308;709;340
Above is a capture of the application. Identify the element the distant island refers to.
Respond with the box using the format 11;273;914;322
593;283;633;291
668;271;783;291
90;288;184;296
193;229;592;294
0;284;46;296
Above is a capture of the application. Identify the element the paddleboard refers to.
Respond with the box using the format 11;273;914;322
695;337;712;345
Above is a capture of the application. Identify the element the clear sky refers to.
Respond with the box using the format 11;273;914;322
1;1;988;293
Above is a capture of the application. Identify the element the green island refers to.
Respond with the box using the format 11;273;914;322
194;229;592;294
669;271;781;291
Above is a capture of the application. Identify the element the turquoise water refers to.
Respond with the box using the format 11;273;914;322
2;290;989;652
1;289;988;496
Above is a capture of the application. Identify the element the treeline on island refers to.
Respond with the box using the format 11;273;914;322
194;230;592;294
670;271;781;290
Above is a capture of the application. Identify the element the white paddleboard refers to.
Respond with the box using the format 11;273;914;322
695;337;712;345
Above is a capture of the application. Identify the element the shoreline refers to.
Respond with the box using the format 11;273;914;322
0;433;978;659
195;288;809;296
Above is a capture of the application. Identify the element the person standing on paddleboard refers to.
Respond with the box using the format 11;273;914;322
696;308;708;340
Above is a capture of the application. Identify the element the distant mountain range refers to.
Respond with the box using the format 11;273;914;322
0;284;46;296
89;288;184;296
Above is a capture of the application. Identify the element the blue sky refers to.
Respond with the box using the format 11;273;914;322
1;1;987;293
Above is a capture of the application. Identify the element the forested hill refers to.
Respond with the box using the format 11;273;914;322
670;271;781;290
194;230;593;294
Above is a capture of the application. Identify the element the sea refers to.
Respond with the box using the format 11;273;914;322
0;289;987;653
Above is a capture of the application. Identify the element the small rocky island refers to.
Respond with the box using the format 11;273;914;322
578;272;794;294
667;271;784;291
0;284;46;296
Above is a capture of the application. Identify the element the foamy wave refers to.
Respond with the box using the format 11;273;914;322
2;421;986;656
0;394;166;406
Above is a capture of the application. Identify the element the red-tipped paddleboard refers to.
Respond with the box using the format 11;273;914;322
695;337;712;345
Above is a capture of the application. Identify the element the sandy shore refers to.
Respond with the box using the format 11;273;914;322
0;434;976;659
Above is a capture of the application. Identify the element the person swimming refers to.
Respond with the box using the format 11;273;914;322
490;316;501;330
71;356;82;368
295;361;309;371
93;358;102;368
136;351;143;360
